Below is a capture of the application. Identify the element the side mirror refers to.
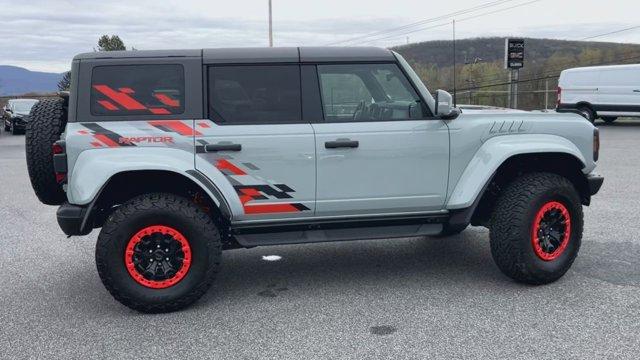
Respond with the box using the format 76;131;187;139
434;89;459;119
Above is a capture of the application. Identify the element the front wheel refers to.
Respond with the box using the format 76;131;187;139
96;193;222;313
10;121;19;135
489;172;583;285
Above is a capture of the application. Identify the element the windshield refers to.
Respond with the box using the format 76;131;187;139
12;100;38;113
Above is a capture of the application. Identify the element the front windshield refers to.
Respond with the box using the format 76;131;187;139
12;100;38;113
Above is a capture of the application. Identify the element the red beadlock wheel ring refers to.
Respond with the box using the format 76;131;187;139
531;201;572;261
124;225;192;289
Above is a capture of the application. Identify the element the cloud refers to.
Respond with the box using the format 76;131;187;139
1;0;638;72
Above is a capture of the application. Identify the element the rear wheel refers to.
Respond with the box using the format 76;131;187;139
25;98;67;205
96;193;222;313
601;117;617;124
489;172;583;284
577;106;595;123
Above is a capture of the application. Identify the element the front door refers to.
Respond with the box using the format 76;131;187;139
196;64;316;221
312;63;449;216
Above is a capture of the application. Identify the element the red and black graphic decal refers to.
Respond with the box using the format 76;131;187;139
148;120;202;136
81;123;137;148
93;85;179;115
215;159;247;176
202;154;309;214
234;184;309;214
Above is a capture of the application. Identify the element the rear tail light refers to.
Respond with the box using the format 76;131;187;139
556;87;562;108
52;140;67;184
52;143;64;155
593;128;600;162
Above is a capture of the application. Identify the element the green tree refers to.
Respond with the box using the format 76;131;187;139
57;71;71;91
97;35;127;51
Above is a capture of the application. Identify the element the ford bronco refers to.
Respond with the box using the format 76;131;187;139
25;47;603;313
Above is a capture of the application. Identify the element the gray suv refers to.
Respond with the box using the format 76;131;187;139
24;47;603;313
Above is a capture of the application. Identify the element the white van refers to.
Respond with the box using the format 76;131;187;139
557;64;640;123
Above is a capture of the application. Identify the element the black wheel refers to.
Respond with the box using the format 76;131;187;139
601;117;617;124
96;193;222;313
10;121;20;135
489;172;583;285
25;98;67;205
577;106;596;123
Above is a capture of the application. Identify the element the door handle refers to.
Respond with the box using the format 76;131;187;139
325;139;359;149
205;143;242;152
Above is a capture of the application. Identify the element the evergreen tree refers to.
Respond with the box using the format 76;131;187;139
97;35;127;51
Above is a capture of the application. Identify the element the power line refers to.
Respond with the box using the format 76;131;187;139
453;54;640;91
444;25;640;87
580;24;640;40
353;0;543;46
325;0;519;46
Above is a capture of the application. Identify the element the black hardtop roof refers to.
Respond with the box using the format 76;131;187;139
73;47;395;63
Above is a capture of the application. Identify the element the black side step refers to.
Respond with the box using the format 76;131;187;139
229;214;448;247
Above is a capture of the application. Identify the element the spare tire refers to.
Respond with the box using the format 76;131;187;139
26;97;67;205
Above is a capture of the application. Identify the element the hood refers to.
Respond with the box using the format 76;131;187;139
459;106;528;115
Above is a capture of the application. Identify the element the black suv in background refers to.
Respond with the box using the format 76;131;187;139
3;99;39;134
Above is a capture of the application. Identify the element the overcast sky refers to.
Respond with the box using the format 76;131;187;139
0;0;638;72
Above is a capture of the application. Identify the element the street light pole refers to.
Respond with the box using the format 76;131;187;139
268;0;273;47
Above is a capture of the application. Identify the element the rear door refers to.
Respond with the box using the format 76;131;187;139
196;64;316;221
311;63;449;216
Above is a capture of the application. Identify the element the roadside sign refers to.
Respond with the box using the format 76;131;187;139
505;38;525;69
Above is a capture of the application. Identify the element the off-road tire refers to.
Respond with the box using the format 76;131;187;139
489;172;583;285
96;193;222;313
601;116;617;124
25;98;67;205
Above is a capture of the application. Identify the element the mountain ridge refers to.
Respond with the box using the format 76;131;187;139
0;65;62;96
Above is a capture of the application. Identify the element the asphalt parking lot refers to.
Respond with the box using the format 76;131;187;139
0;120;639;359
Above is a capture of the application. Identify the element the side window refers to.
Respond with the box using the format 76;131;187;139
91;64;185;116
317;63;425;122
208;65;302;124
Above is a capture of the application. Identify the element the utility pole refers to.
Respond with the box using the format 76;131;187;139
544;78;549;110
452;19;457;107
507;71;512;108
268;0;273;47
512;69;519;109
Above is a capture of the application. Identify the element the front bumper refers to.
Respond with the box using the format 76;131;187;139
587;174;604;196
11;117;27;130
57;203;92;236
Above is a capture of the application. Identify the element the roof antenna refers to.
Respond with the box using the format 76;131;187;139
452;19;457;107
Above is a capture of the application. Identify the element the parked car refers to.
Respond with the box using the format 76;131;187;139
25;47;603;313
557;63;640;123
3;98;39;134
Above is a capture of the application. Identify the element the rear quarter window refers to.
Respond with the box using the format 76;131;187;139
91;64;185;116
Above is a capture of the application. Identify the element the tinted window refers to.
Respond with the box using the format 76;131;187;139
318;64;425;122
208;65;301;124
91;65;185;116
